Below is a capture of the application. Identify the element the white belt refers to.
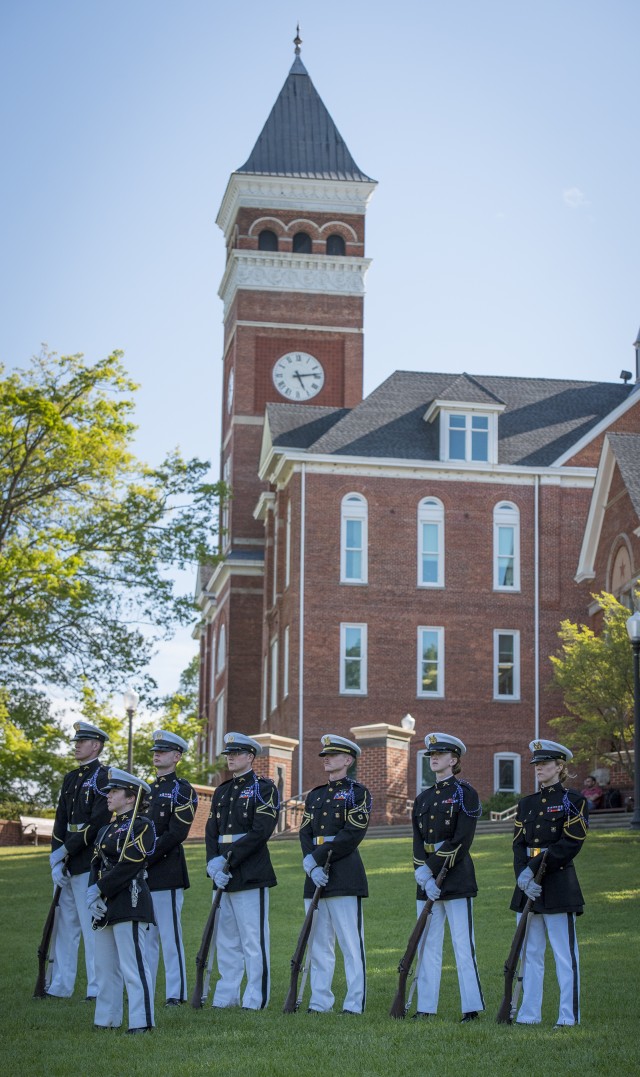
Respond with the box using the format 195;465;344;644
313;836;335;845
219;833;246;844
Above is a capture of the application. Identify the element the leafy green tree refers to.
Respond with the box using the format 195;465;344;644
0;349;224;697
0;689;70;810
549;591;636;779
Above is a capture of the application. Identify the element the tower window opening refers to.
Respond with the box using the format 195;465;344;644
292;231;312;254
258;229;278;251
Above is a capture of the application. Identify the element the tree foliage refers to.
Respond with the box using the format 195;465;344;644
0;349;223;697
0;689;70;809
549;591;636;778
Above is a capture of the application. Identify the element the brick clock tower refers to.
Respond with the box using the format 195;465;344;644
197;36;376;770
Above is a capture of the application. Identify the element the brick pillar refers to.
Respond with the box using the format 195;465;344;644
251;732;299;831
350;723;415;825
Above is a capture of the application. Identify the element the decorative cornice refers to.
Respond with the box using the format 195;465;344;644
216;172;377;239
219;250;372;317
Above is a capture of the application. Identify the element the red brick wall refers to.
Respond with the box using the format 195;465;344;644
0;820;24;846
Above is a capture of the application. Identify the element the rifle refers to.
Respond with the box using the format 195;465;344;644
191;856;232;1009
33;885;62;998
389;862;449;1019
283;850;333;1014
496;851;549;1024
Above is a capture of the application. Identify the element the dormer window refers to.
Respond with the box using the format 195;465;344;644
423;394;503;466
448;413;489;462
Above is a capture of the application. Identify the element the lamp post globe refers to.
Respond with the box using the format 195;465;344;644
123;688;139;773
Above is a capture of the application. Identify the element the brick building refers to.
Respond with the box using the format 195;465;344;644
195;43;640;812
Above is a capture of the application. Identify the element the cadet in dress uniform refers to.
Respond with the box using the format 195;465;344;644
47;720;111;999
510;739;588;1028
412;733;484;1022
205;732;279;1010
145;730;198;1006
299;734;371;1015
86;768;157;1033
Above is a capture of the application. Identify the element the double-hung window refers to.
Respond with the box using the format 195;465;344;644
494;502;520;590
340;623;367;694
417;627;444;697
494;753;521;794
418;497;444;587
448;413;489;462
494;630;520;699
341;494;368;583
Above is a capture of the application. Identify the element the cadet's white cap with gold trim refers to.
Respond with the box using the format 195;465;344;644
318;734;361;759
222;732;262;756
528;739;573;763
104;767;151;795
424;732;466;756
73;720;109;744
151;729;188;753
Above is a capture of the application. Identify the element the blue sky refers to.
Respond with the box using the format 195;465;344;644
2;1;639;698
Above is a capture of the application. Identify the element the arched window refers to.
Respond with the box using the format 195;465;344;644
292;231;312;254
417;497;444;587
326;234;345;256
216;622;226;674
258;229;278;251
340;493;368;583
493;502;520;590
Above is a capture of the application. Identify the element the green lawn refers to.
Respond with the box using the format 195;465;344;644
1;831;638;1076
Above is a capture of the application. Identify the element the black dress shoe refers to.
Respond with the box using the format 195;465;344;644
460;1011;479;1023
411;1011;431;1020
85;996;97;1002
126;1027;152;1034
165;998;182;1006
341;1009;360;1015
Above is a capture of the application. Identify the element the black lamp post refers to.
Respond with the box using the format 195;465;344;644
625;611;640;830
123;688;139;773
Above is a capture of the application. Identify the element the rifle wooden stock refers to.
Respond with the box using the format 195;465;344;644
283;850;333;1014
191;857;231;1009
33;885;62;998
496;851;549;1024
389;862;449;1019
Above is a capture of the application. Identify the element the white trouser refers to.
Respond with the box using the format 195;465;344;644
304;895;366;1014
147;889;187;1002
93;920;155;1030
213;888;270;1010
48;872;98;998
515;911;580;1026
416;897;484;1015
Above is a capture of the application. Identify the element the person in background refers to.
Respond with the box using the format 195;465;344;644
145;730;198;1006
47;720;111;1000
580;774;603;810
510;739;588;1028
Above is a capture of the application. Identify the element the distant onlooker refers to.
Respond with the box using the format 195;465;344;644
580;775;603;810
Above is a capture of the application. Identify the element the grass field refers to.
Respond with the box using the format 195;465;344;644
1;830;639;1077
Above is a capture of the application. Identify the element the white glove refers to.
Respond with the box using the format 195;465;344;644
517;867;534;891
214;869;231;889
49;845;67;869
424;877;441;901
414;864;433;889
303;853;317;876
51;862;69;888
310;866;329;888
88;897;108;918
85;883;102;909
207;856;226;880
524;880;542;900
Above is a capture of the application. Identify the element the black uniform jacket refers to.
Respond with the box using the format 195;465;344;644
412;777;481;900
145;772;197;892
300;778;371;899
510;784;588;915
205;771;279;892
51;759;111;876
90;811;157;926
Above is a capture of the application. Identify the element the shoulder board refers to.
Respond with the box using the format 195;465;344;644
257;775;276;786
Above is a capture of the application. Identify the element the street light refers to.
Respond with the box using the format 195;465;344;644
123;688;139;773
625;611;640;829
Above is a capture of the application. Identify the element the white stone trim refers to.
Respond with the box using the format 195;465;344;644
234;320;363;334
218;250;372;316
551;386;640;466
575;436;616;582
216;173;377;239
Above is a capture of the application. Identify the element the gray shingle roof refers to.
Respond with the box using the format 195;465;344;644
437;373;505;406
267;402;349;449
268;372;634;467
607;433;640;517
237;56;374;182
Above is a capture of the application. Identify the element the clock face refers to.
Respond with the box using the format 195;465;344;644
272;352;325;401
226;367;234;413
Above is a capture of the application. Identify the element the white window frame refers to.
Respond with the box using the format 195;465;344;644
283;625;290;699
417;497;444;588
340;622;368;695
417;626;445;698
416;748;436;793
285;499;291;589
272;506;278;607
216;622;226;674
209;630;217;699
270;635;279;713
494;752;521;794
493;630;520;700
340;493;368;584
215;692;225;756
438;407;499;464
493;502;520;591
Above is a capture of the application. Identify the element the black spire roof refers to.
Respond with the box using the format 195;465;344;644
237;55;373;182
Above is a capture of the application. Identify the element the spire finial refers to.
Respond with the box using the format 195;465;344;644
294;24;302;56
